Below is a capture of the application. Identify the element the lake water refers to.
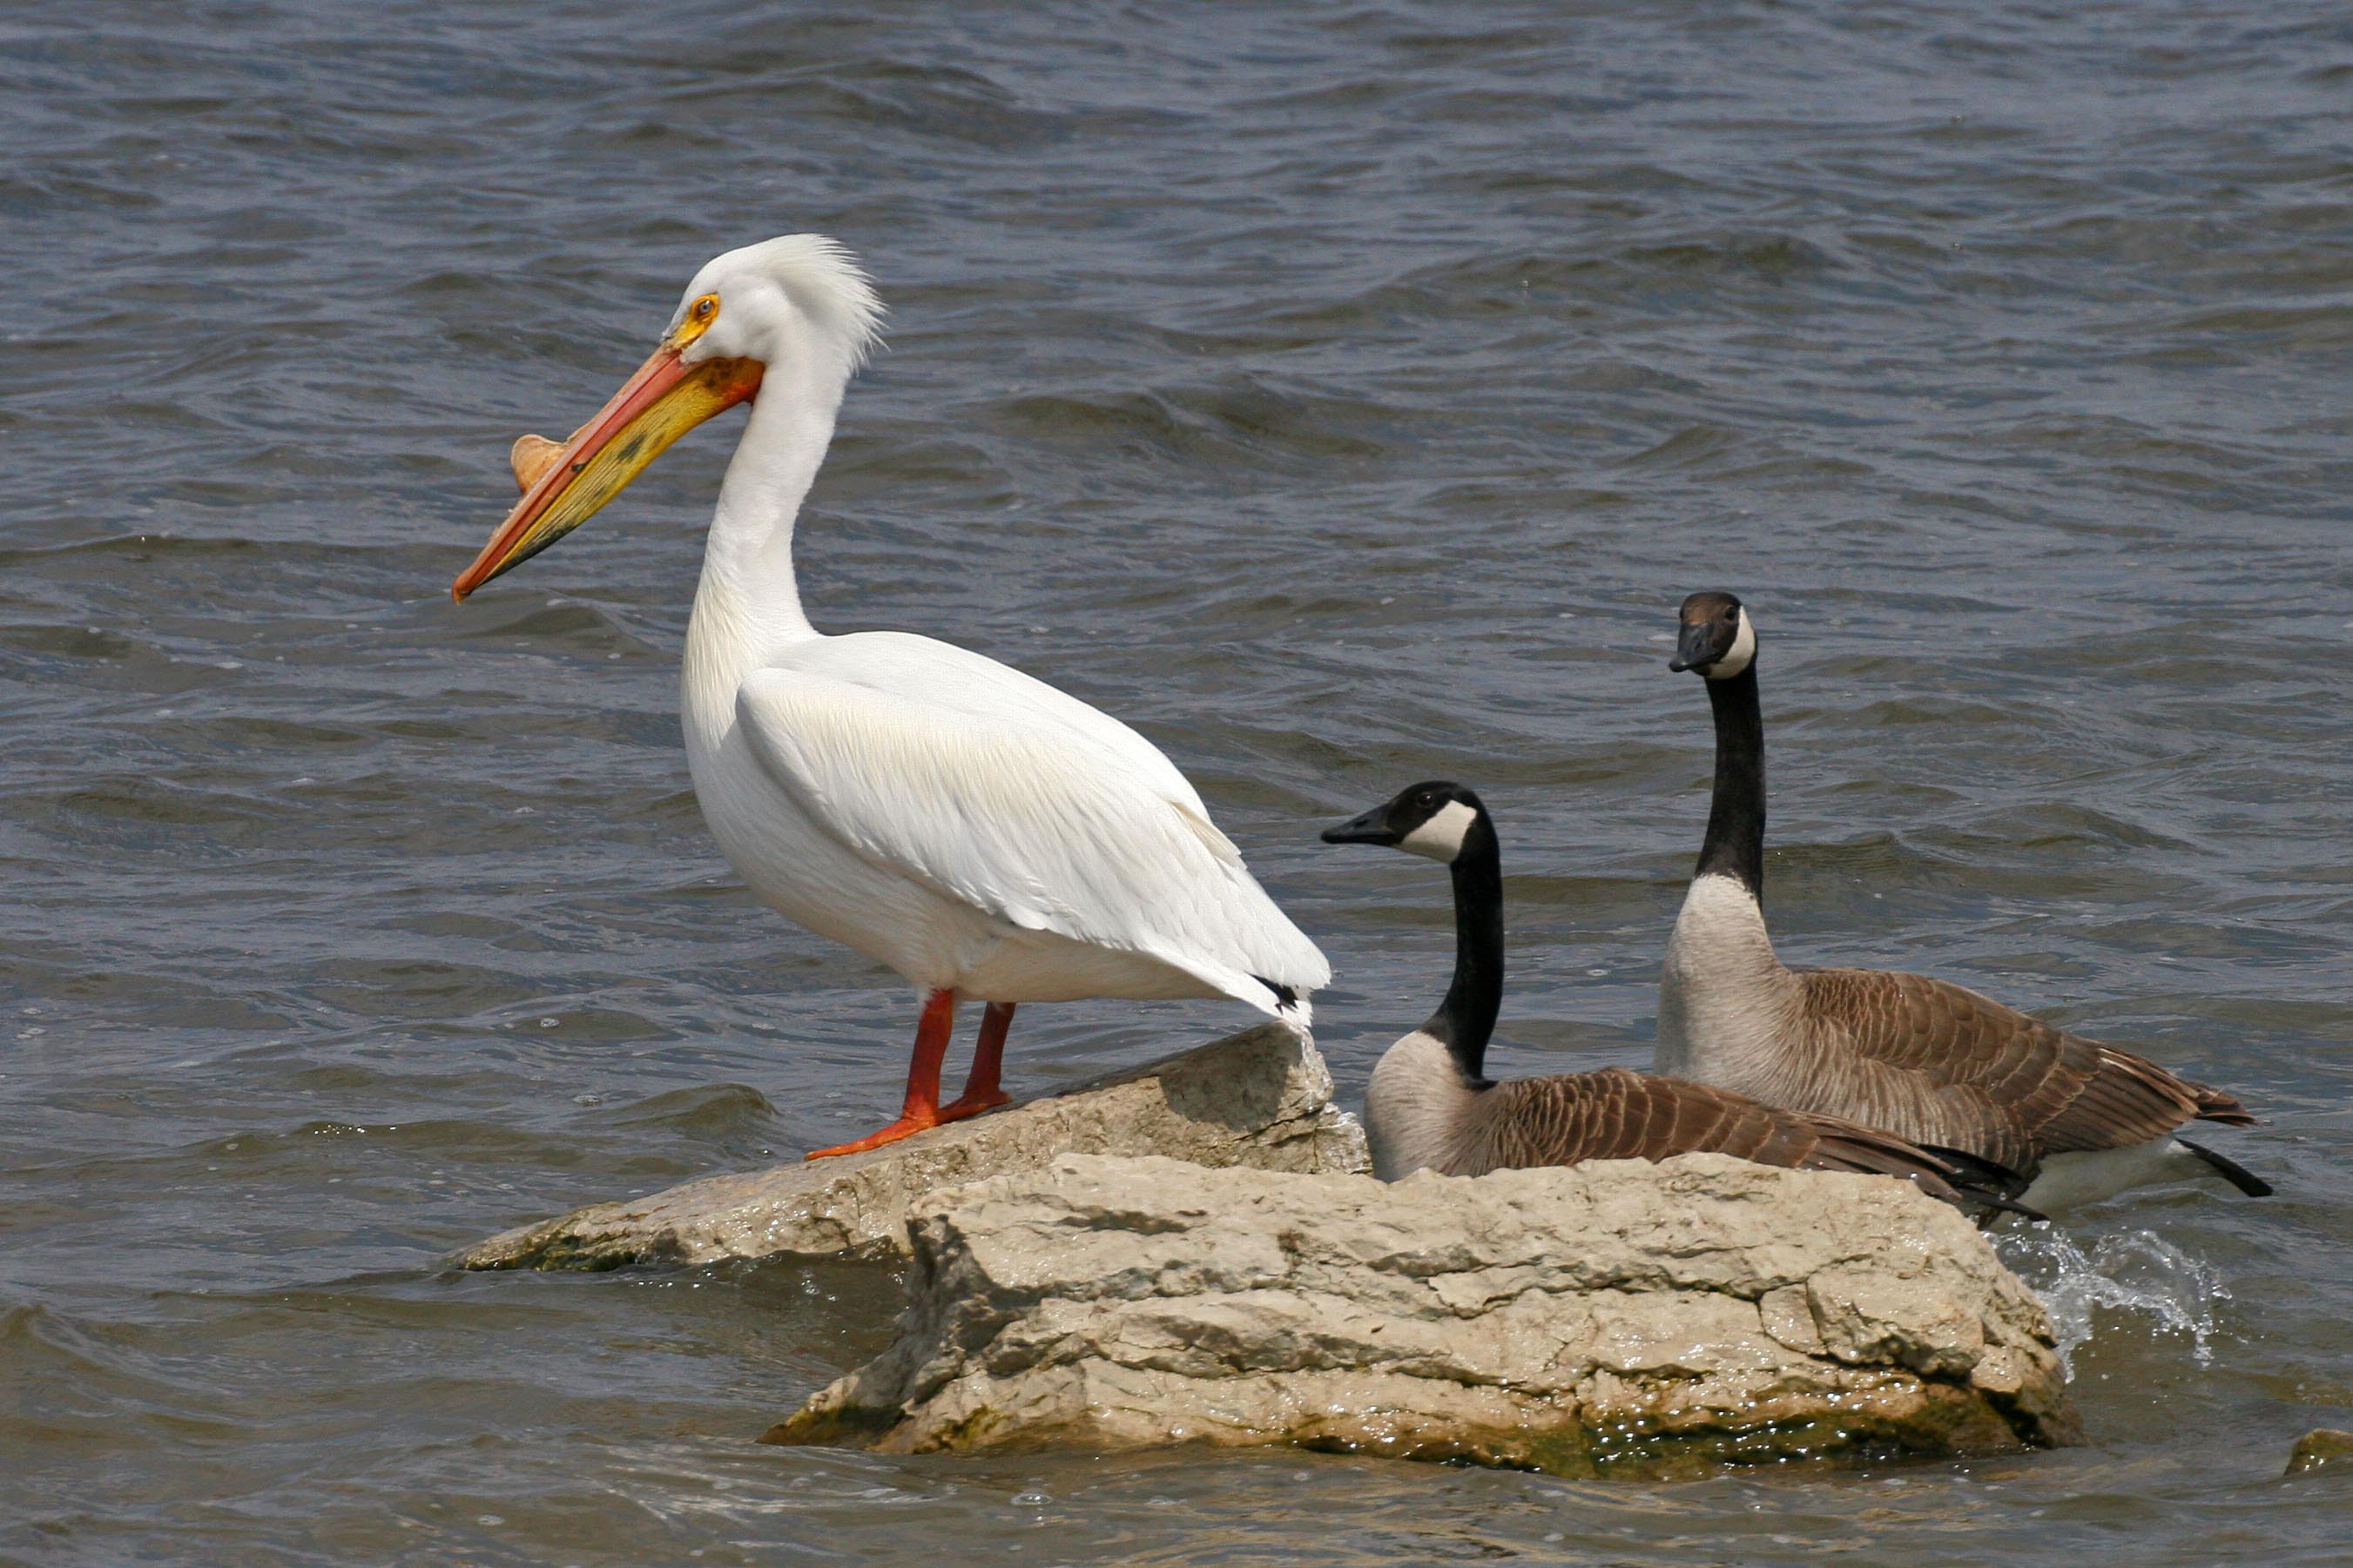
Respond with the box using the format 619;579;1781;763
3;1;2350;1562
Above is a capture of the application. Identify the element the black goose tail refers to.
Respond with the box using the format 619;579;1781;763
2179;1138;2273;1197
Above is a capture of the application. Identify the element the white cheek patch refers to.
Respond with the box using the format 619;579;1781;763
1706;609;1756;680
1398;799;1479;862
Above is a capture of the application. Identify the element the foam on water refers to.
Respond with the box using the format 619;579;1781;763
1997;1225;2230;1374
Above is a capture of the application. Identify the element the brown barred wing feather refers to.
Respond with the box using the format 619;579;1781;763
1795;967;2250;1167
1473;1067;2011;1214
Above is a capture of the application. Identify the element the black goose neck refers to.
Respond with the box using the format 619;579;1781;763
1697;663;1766;898
1425;813;1502;1086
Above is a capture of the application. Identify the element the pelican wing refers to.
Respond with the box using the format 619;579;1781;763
784;630;1220;822
733;636;1328;1002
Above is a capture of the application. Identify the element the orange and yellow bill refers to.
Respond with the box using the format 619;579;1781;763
451;343;762;600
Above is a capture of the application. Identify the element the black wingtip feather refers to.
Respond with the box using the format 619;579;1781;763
1918;1143;2034;1199
1964;1188;2049;1223
1916;1144;2046;1224
2179;1138;2274;1197
1255;978;1300;1011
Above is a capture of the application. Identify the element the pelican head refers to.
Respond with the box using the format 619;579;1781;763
452;235;886;600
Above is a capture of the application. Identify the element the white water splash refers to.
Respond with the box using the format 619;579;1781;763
1996;1225;2229;1374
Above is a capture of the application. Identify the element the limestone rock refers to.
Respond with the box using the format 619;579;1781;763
455;1023;1366;1271
2284;1428;2353;1477
767;1151;2078;1478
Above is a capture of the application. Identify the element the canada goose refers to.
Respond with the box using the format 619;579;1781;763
1657;590;2269;1209
452;238;1326;1159
1323;782;2033;1215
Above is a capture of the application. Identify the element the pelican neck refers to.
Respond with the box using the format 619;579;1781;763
692;353;854;645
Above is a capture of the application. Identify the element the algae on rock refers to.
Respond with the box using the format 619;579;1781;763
2284;1427;2353;1477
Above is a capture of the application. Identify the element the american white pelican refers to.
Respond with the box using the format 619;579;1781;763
1656;590;2269;1209
1321;781;2032;1217
453;237;1329;1158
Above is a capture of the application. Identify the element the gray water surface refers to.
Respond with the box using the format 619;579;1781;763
3;2;2350;1563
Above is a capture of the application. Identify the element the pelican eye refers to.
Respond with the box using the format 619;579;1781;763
673;294;722;345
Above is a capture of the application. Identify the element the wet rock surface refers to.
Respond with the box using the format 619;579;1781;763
455;1024;1366;1270
2283;1428;2353;1477
769;1151;2078;1479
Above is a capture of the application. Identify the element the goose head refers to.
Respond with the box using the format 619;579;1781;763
1669;589;1756;680
1323;780;1490;865
453;235;885;600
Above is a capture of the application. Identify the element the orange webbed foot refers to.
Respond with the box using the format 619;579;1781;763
804;1113;944;1161
936;1087;1011;1122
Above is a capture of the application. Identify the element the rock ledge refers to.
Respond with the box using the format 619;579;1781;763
768;1151;2078;1478
455;1023;1366;1270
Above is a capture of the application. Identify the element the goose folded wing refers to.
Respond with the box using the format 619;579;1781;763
1485;1068;1786;1168
1484;1068;1989;1208
1796;967;2212;1161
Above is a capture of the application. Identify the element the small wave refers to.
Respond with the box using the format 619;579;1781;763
1997;1223;2228;1373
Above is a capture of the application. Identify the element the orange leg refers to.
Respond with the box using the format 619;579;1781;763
941;1001;1015;1120
806;989;958;1161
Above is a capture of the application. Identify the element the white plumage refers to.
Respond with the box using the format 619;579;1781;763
458;236;1326;1155
724;634;1326;1011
